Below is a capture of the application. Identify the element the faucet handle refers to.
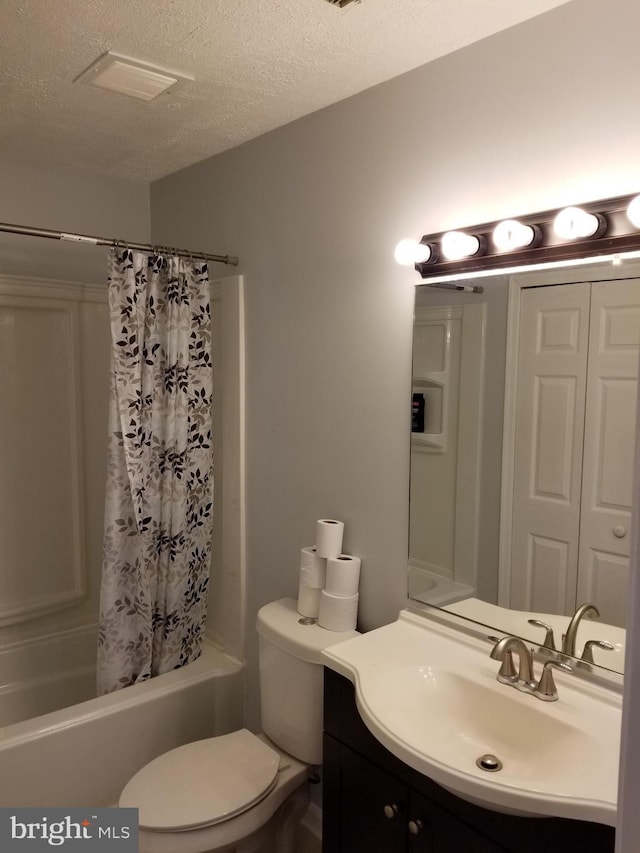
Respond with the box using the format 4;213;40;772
535;660;572;702
580;639;615;665
527;619;557;652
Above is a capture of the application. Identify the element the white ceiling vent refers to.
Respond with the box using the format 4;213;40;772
74;52;194;101
325;0;360;8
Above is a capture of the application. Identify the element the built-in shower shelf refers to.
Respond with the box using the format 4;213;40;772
412;375;446;452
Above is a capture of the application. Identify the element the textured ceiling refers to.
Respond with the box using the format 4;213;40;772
0;0;572;182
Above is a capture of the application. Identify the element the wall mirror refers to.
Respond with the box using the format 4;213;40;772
408;237;640;678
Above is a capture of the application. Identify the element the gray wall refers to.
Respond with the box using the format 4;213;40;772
151;0;640;720
0;158;150;282
148;0;640;844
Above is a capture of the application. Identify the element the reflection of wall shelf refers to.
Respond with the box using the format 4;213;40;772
412;375;446;451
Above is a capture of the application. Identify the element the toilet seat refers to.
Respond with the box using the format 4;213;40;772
119;729;280;832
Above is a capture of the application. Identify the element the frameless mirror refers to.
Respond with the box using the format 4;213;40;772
408;256;640;676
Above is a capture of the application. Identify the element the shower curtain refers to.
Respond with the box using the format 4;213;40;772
97;249;213;694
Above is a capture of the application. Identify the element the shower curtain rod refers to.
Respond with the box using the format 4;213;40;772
0;221;239;266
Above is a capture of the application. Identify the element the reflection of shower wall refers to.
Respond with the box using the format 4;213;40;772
409;298;489;604
410;310;462;581
0;276;110;717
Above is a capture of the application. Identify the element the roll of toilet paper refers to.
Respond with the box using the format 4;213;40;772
325;554;361;597
315;519;345;559
299;545;326;588
297;582;322;619
318;590;359;632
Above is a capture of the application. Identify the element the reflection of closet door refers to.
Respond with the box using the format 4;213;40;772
510;282;590;614
576;279;640;626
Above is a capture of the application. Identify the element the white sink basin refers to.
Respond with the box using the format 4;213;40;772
371;666;596;785
323;610;621;825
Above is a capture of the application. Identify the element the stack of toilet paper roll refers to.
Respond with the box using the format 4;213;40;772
296;519;361;631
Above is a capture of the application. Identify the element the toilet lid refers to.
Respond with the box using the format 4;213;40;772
119;730;280;832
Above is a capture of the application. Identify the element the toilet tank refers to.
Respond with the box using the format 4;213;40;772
256;598;359;764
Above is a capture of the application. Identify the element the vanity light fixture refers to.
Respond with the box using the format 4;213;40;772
627;195;640;228
553;206;605;240
400;191;640;281
441;231;481;261
492;219;537;252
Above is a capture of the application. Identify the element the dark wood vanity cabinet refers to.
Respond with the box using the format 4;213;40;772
322;668;615;853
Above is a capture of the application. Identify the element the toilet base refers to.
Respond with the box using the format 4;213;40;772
218;786;310;853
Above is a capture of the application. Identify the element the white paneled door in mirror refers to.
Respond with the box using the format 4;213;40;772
509;279;639;626
576;280;640;625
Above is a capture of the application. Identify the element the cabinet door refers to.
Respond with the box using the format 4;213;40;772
339;743;409;853
405;790;434;852
411;793;507;853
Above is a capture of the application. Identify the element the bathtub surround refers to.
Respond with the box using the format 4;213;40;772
0;266;243;731
98;249;214;693
0;273;110;724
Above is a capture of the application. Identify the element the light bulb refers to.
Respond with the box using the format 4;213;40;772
627;195;640;228
394;239;432;266
492;219;536;251
441;231;480;261
553;206;601;240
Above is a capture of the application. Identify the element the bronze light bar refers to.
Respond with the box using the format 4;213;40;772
414;192;640;280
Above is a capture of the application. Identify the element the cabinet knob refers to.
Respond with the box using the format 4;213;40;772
613;524;627;538
383;803;399;819
408;819;424;835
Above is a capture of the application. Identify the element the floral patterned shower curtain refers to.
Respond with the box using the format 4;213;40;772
97;249;213;694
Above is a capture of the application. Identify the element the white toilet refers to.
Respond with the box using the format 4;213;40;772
119;598;358;853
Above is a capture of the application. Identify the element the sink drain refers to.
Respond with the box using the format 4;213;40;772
476;754;503;772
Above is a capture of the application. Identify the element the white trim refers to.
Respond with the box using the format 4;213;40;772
616;304;640;846
206;275;246;662
497;279;522;606
455;302;486;591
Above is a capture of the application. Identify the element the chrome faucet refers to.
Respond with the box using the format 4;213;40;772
490;636;572;701
490;636;536;692
562;603;600;657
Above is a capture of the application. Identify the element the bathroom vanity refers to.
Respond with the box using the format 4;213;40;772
322;668;615;852
320;608;621;853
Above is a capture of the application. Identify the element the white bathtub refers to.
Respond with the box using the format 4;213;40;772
0;639;243;808
0;625;98;727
